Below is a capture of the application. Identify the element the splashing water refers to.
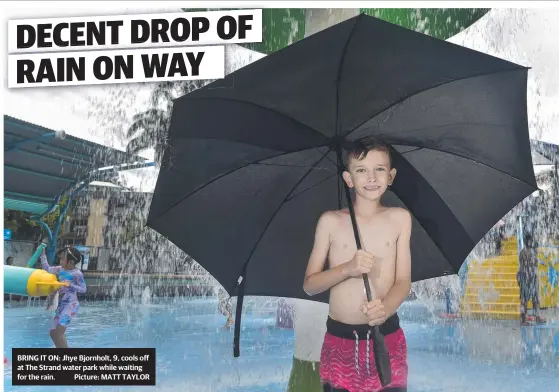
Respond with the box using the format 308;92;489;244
141;286;152;305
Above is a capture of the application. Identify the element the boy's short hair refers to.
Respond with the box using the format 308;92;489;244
345;137;392;169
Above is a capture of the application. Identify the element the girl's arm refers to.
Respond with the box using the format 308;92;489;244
40;251;61;275
69;271;87;294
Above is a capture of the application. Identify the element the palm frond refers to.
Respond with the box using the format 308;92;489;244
125;121;146;138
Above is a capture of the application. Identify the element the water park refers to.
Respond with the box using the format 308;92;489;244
3;7;559;392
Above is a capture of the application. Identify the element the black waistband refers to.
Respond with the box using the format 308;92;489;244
326;313;400;339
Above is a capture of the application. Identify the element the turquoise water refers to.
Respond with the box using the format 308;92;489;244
4;298;559;391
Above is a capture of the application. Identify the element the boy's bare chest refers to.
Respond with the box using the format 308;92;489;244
328;220;399;265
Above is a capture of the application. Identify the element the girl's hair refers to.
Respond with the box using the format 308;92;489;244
57;246;84;264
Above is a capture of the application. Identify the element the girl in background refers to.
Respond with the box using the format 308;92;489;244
40;246;86;347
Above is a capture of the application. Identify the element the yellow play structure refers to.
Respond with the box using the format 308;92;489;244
460;237;559;319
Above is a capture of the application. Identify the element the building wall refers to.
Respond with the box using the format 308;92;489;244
4;240;35;267
86;198;107;247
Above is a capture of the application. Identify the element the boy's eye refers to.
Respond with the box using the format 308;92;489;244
376;168;385;172
356;169;366;173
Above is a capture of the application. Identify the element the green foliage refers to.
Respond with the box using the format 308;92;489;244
31;196;68;230
182;8;305;54
4;210;40;241
4;197;69;241
360;8;491;40
182;8;489;54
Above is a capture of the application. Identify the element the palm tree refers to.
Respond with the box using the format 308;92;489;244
125;107;169;163
126;80;208;164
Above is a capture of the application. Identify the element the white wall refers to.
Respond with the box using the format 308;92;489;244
4;240;36;267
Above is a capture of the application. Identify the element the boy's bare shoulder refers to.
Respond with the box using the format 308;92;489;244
384;207;412;227
317;209;353;231
383;206;410;218
319;209;346;225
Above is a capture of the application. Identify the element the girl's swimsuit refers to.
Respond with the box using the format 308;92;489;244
40;254;86;330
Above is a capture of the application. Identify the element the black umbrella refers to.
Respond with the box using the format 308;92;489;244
147;13;537;384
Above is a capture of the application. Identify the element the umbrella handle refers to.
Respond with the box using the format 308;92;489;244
341;174;373;302
362;273;373;302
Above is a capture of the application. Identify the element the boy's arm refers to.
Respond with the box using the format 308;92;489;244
303;212;349;296
381;209;412;317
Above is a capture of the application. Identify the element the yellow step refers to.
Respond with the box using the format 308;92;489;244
467;272;517;280
501;249;517;255
475;255;518;264
502;237;517;243
462;293;519;304
459;302;519;313
501;250;518;257
465;286;519;296
480;262;518;268
466;279;519;288
467;265;518;274
460;310;519;320
458;236;558;320
469;262;517;269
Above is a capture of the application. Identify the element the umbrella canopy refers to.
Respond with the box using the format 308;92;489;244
147;14;537;355
149;12;536;286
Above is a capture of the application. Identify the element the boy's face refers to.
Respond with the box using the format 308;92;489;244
343;149;396;201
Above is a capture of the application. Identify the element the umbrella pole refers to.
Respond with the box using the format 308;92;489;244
233;265;247;357
337;147;392;387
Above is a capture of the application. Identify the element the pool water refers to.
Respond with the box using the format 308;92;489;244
4;298;559;392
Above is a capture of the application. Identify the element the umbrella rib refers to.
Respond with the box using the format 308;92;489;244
335;14;361;136
338;170;342;210
286;173;338;202
399;147;423;154
233;147;333;290
254;162;336;173
391;149;478;266
346;67;528;138
179;96;332;141
317;148;339;167
393;141;538;190
153;144;331;219
395;145;537;268
379;122;514;136
332;16;360;218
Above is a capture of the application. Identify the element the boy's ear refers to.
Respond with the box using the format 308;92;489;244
342;170;353;188
388;168;397;186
